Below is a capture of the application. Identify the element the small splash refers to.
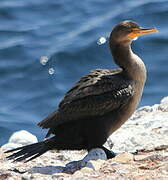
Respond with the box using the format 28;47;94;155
48;68;55;75
40;56;49;66
97;37;107;45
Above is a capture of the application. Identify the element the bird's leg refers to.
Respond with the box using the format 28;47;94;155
101;146;116;159
85;119;116;159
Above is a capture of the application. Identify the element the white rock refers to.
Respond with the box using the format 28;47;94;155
8;130;37;145
151;104;159;111
64;148;107;173
137;106;153;112
1;130;38;151
1;143;22;152
161;96;168;104
108;108;168;153
83;148;107;162
86;159;105;170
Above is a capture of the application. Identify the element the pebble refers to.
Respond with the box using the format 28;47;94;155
82;148;107;162
86;159;105;170
112;153;134;163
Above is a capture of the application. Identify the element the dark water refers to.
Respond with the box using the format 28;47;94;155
0;0;168;145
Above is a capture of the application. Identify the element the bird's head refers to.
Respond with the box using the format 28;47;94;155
110;20;158;45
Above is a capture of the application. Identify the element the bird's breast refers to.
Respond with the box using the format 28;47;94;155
107;83;145;136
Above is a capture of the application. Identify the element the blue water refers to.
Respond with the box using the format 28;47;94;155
0;0;168;145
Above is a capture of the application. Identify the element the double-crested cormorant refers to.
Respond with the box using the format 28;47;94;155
5;21;158;162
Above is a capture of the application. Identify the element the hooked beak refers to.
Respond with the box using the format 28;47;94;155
128;27;158;39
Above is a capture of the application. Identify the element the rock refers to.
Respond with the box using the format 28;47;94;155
1;97;168;179
136;105;153;112
63;148;107;173
0;148;5;159
134;154;149;161
51;174;68;180
73;169;87;177
0;173;11;180
1;130;38;151
158;104;168;112
86;159;105;170
107;101;168;153
8;130;38;145
80;167;94;173
21;173;32;180
64;160;83;173
82;148;107;162
161;96;168;104
112;153;134;163
1;143;22;152
30;166;64;174
0;144;168;179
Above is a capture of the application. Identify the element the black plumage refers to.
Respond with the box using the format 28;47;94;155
5;20;158;162
39;69;134;132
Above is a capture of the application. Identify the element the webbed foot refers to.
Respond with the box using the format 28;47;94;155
101;146;116;159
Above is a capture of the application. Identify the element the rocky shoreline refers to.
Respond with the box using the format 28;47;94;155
0;97;168;180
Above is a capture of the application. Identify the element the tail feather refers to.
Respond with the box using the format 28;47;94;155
5;141;41;153
5;138;55;162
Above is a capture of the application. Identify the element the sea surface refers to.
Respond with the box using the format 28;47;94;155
0;0;168;145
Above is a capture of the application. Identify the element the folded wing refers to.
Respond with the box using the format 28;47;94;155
38;69;134;130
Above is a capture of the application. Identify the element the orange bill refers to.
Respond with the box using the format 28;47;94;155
128;27;158;39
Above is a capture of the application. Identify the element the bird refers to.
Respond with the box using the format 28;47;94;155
5;20;158;162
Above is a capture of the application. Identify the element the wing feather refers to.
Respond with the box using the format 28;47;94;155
38;69;134;129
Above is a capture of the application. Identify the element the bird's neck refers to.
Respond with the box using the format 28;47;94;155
110;42;147;83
